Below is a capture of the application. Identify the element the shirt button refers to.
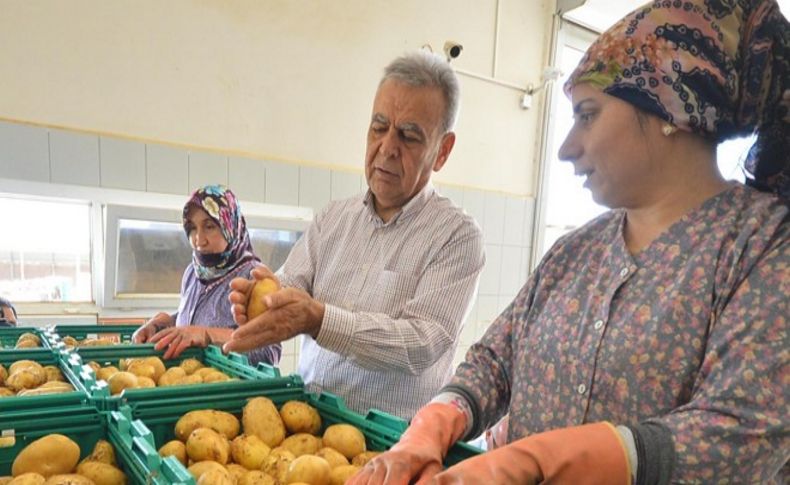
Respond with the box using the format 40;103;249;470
577;384;587;395
619;267;629;278
594;319;604;330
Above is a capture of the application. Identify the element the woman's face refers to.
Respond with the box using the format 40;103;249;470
185;207;228;254
557;83;664;209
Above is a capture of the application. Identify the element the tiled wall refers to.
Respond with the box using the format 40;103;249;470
0;120;535;374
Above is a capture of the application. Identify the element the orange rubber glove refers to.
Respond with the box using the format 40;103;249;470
429;422;631;485
348;402;468;485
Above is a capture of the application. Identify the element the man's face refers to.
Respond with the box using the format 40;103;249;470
365;79;455;218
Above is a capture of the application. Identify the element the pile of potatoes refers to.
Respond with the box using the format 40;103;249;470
0;360;74;398
60;336;120;349
8;333;43;350
86;357;234;396
158;397;381;485
0;435;127;484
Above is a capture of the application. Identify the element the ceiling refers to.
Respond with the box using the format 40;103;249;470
564;0;789;33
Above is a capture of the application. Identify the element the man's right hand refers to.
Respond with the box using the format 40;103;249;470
228;265;279;326
132;312;175;343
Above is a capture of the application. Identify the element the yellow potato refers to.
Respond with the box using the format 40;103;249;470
61;336;79;348
238;471;276;485
141;357;166;382
279;401;322;435
75;461;126;485
175;375;203;386
175;410;240;442
186;428;230;464
231;434;270;470
193;368;216;379
157;367;186;387
125;362;156;381
15;340;39;349
43;366;65;383
107;372;138;395
42;475;94;484
247;278;280;320
322;425;366;459
8;473;45;485
329;465;361;485
0;364;7;385
17;383;73;397
0;387;14;397
158;440;187;465
7;369;47;392
95;367;119;383
187;461;226;481
315;448;349;469
285;455;331;485
350;451;381;467
201;371;230;383
79;337;114;347
0;476;10;485
85;362;101;374
16;333;41;346
82;440;117;466
179;358;204;375
243;397;285;447
8;361;43;376
12;434;80;477
196;469;233;485
135;376;156;388
261;449;295;484
279;433;322;457
225;464;248;483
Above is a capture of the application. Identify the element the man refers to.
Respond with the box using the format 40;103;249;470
225;50;485;419
0;297;17;327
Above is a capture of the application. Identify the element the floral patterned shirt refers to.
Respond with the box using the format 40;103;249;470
446;184;788;483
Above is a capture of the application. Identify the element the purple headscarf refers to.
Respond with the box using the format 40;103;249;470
183;184;259;283
565;0;789;197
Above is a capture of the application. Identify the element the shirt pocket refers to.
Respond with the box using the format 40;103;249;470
367;270;419;316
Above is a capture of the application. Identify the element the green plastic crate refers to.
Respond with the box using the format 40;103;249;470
42;324;143;351
0;327;53;351
0;403;182;484
112;384;409;485
0;350;90;419
61;345;298;412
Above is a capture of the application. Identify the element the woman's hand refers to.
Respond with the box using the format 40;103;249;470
148;326;230;360
132;312;175;343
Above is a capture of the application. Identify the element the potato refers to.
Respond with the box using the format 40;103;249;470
280;433;322;457
95;367;119;382
107;372;138;395
0;364;7;385
238;471;276;485
350;451;380;467
243;397;285;447
7;370;47;392
315;448;349;469
280;401;322;435
157;367;186;387
0;387;14;397
134;376;155;388
225;463;248;483
15;340;39;349
187;461;226;481
261;449;295;483
85;362;101;374
42;475;94;484
9;361;43;376
16;333;41;346
0;437;15;448
175;375;203;386
43;366;65;382
8;473;45;485
175;410;240;441
247;278;279;320
197;469;233;485
158;440;187;465
17;383;73;397
322;425;366;459
179;358;204;375
285;455;331;485
0;477;11;485
193;368;217;379
329;465;360;485
61;336;79;348
186;428;230;464
75;461;126;485
82;440;116;466
141;357;166;382
201;371;230;383
125;362;156;381
231;434;270;470
80;337;114;347
12;434;80;477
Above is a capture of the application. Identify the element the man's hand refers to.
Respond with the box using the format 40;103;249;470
224;287;325;354
148;326;231;360
132;312;175;343
228;265;279;326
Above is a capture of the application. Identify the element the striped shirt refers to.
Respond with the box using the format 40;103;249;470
279;183;484;419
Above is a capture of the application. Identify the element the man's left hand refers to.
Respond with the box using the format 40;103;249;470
223;287;325;354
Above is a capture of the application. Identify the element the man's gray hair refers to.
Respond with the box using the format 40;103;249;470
381;50;460;133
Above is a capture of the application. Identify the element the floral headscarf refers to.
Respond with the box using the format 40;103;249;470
183;184;258;283
565;0;789;197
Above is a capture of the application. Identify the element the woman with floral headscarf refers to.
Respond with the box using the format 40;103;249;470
133;184;281;366
351;1;788;484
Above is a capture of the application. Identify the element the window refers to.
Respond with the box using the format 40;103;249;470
0;197;92;302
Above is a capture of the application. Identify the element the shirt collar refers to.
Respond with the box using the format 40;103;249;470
363;182;436;226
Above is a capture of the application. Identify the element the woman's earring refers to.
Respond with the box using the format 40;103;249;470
662;124;677;136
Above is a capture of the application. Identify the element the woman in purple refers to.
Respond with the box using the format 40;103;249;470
133;184;280;366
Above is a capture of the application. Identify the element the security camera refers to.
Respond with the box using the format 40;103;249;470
443;41;463;61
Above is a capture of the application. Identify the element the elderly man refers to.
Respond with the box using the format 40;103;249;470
225;50;485;419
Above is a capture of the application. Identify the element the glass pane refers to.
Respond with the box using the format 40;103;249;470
116;219;191;296
249;228;303;272
0;197;92;302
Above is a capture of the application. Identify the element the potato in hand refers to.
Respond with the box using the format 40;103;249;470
246;278;279;320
